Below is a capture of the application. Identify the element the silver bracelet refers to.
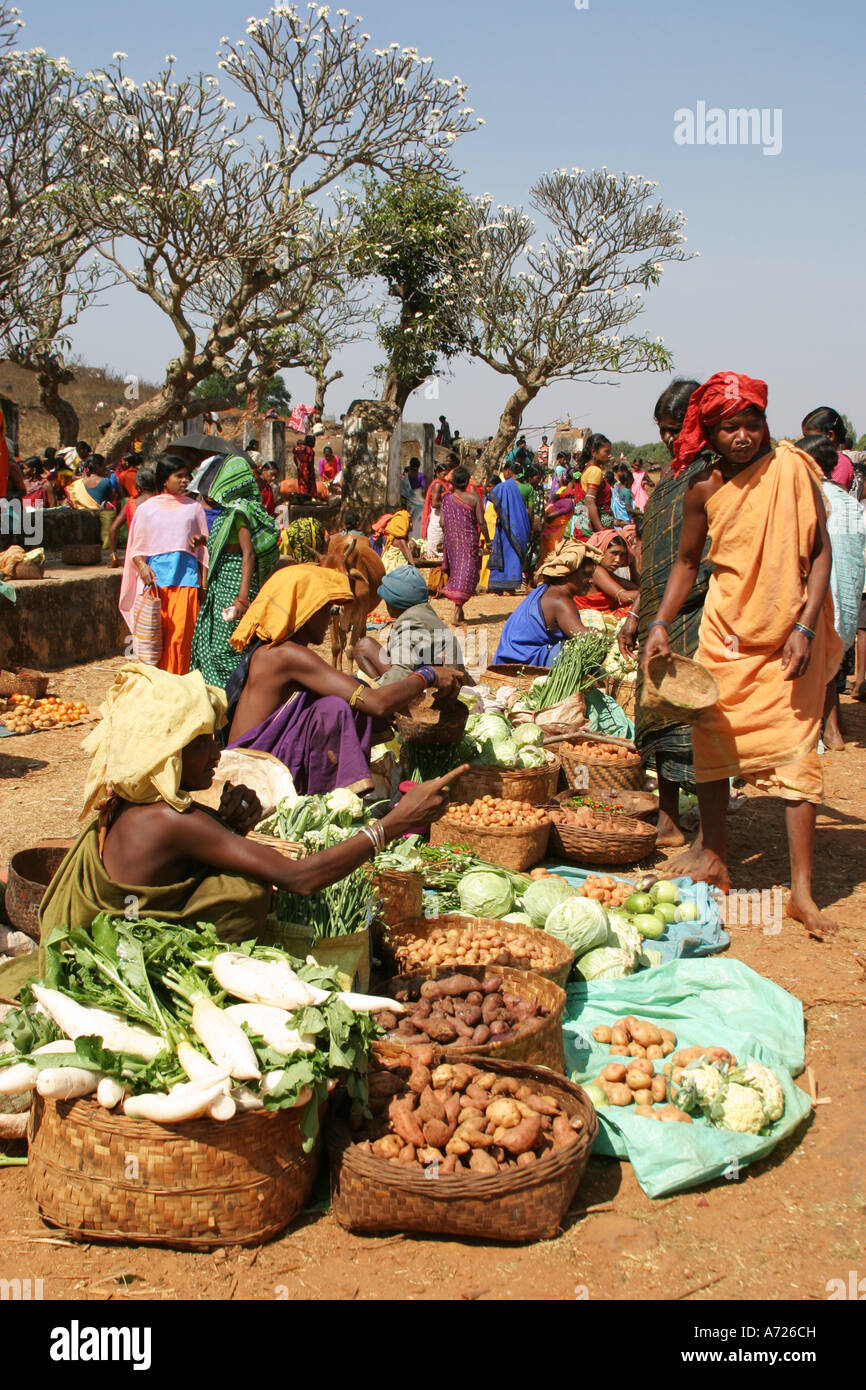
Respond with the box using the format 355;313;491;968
360;825;379;856
371;819;386;853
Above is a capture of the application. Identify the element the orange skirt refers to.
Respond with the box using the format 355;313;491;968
158;585;200;675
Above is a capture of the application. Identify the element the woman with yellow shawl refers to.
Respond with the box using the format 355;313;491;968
33;662;464;960
642;372;843;940
379;509;414;573
225;565;462;793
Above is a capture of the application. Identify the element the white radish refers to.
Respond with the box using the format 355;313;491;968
177;1040;228;1083
223;1004;316;1055
96;1077;125;1109
34;1040;86;1056
31;986;166;1061
123;1076;229;1124
336;991;407;1015
0;1062;39;1094
212;952;324;1010
231;1086;264;1112
261;1073;312;1108
207;1093;237;1122
36;1067;101;1100
191;998;261;1081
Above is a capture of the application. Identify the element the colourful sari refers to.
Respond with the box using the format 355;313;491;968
280;516;325;563
488;478;530;591
571;465;615;538
540;489;575;563
440;492;481;603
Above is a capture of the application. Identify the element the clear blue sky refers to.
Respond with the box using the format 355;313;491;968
29;0;866;444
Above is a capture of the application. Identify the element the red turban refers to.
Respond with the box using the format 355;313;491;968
672;372;771;477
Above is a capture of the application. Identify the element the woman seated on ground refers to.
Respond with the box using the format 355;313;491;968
21;457;56;509
573;529;640;616
225;566;462;794
493;539;600;667
354;564;468;685
37;662;462;951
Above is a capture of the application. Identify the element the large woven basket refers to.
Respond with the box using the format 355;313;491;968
449;753;560;806
430;814;550;872
370;868;424;926
5;842;72;940
380;914;574;988
377;965;566;1071
547;809;658;867
393;690;468;745
558;741;644;795
643;653;719;725
327;1054;597;1240
27;1094;322;1250
481;663;549;694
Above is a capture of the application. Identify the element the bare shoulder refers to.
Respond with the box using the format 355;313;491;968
684;460;722;504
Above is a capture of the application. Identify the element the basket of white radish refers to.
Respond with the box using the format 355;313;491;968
0;915;394;1249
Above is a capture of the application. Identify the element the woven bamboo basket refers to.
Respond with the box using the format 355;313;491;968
481;663;549;694
449;752;560;806
393;690;468;745
370;868;424;926
0;668;50;698
12;560;44;580
553;788;658;821
429;814;550;872
547;809;658;867
5;842;72;940
380;915;574;988
643;654;719;725
27;1094;322;1250
246;830;304;861
376;965;566;1071
558;741;644;795
327;1054;597;1240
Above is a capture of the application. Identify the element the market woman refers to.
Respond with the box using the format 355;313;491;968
493;539;598;667
573;529;640;616
190;451;280;688
36;662;464;951
225;565;463;794
571;434;616;537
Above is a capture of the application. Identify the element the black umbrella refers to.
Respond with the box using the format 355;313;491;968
167;432;235;454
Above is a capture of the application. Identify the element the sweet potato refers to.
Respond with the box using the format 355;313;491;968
372;1134;403;1160
705;1047;735;1065
498;1113;543;1155
355;1139;373;1154
416;1146;443;1166
406;1043;436;1066
523;1092;560;1117
456;1005;482;1028
397;1144;417;1163
445;1135;470;1156
481;993;503;1025
488;1020;511;1037
516;1150;538;1168
438;974;481;997
376;1011;398;1030
444;1093;462;1125
423;1016;459;1045
458;1105;486;1128
481;976;502;995
454;1123;493;1149
422;1118;454;1148
368;1072;405;1097
465;991;483;1006
431;1064;455;1089
465;1083;491;1107
606;1083;634;1106
490;1076;521;1097
658;1104;693;1124
474;1072;498;1090
486;1096;522;1129
552;1113;578;1147
469;1149;500;1174
471;1025;491;1045
592;1024;613;1044
407;1063;432;1095
602;1063;627;1084
388;1099;426;1148
435;1153;455;1174
417;1086;446;1125
451;1015;476;1039
419;979;445;1000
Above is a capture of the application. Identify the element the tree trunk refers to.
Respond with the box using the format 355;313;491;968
478;380;539;475
380;367;420;416
36;365;79;447
98;383;192;464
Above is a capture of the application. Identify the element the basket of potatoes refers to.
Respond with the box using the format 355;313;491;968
327;1050;598;1240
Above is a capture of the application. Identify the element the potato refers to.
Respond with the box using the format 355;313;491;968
661;1041;675;1056
610;1023;630;1050
592;1025;612;1044
417;1146;443;1166
431;1064;455;1089
629;1019;663;1048
458;1104;486;1127
445;1135;471;1156
602;1063;627;1084
627;1042;647;1058
658;1105;693;1124
634;1105;658;1119
659;1027;677;1047
626;1068;650;1091
487;1097;522;1129
469;1149;499;1175
672;1046;705;1067
633;1088;653;1106
651;1074;668;1103
629;1058;654;1078
645;1044;664;1061
606;1083;634;1106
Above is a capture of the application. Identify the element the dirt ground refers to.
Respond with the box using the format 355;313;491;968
1;592;864;1302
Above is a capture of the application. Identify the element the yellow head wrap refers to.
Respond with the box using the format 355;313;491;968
535;538;603;582
229;563;352;652
81;661;227;817
385;510;411;540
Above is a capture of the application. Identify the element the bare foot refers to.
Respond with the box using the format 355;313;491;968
683;849;730;893
655;811;686;848
665;838;704;878
822;726;845;751
786;893;839;940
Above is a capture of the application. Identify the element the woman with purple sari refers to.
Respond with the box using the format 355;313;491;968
440;466;490;624
225;565;461;794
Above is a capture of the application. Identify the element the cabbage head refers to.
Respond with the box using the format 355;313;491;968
465;712;519;767
477;736;518;767
457;869;514;919
502;911;533;926
605;910;641;962
522;875;577;927
544;896;609;957
573;945;633;982
512;723;545;749
517;745;546;768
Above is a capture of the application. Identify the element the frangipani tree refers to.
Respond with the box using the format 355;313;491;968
459;168;691;471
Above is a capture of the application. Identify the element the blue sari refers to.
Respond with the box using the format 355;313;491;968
488;478;530;591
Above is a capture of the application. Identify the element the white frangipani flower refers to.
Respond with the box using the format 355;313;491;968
113;50;127;60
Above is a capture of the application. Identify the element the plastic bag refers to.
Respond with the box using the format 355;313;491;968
512;692;586;738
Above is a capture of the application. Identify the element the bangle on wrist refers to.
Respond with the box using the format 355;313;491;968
793;622;815;641
415;665;436;688
348;682;366;709
626;609;640;621
360;825;378;857
648;619;669;631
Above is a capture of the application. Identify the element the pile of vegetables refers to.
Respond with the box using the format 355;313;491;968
392;918;561;976
275;866;376;940
554;803;629;833
670;1058;785;1134
572;873;634;909
0;695;89;733
519;631;611;711
591;1015;678;1059
0;916;391;1146
557;737;638;761
353;1051;585;1175
257;788;369;849
614;880;700;940
374;973;548;1049
447;797;550;831
462;712;548;770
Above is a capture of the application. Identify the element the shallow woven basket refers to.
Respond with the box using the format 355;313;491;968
547;809;658;867
481;663;549;693
393;690;468;746
0;668;50;699
553;788;658;822
370;868;424;926
376;965;566;1072
643;653;719;725
380;915;574;989
5;842;71;939
327;1053;597;1240
558;741;644;795
429;814;550;872
27;1094;322;1250
61;543;103;566
246;830;304;861
449;753;560;806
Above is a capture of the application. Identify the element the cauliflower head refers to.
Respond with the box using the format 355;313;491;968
737;1062;785;1123
673;1060;726;1114
709;1080;768;1135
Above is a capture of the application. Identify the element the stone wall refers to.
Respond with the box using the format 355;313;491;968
0;568;126;669
341;400;401;527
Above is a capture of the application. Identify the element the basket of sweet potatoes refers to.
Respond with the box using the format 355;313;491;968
326;1049;598;1240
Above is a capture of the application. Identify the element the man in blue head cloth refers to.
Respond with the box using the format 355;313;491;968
353;564;468;685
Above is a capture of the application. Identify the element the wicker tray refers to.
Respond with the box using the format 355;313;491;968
558;741;644;795
449;753;560;807
0;668;50;698
370;868;424;926
430;814;550;872
377;965;566;1071
327;1053;597;1240
380;915;574;988
643;653;719;725
547;809;658;867
27;1094;322;1250
553;788;658;821
481;663;549;693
